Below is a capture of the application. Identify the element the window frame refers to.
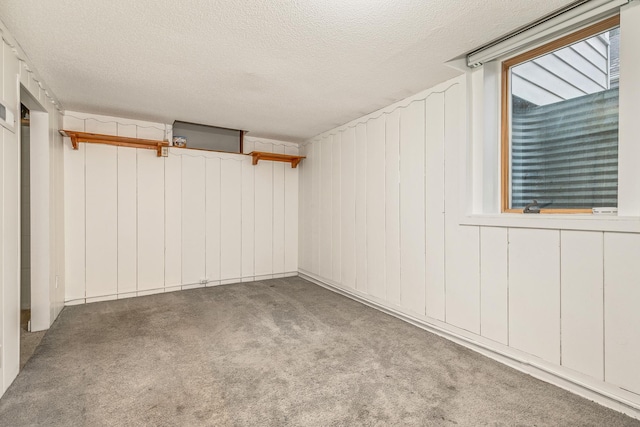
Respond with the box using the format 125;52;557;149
500;14;621;214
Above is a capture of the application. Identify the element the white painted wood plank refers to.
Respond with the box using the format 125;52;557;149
254;154;273;277
0;125;4;386
181;155;206;285
241;158;254;279
63;143;86;302
355;123;368;293
137;150;165;291
366;116;386;300
311;141;321;274
3;44;18;109
561;230;603;380
480;227;508;344
284;145;299;156
164;153;182;287
273;145;286;275
330;134;341;283
62;115;85;133
254;140;274;153
136;126;165;141
2;126;20;385
425;92;446;321
220;160;242;280
85;118;117;136
284;149;299;274
509;228;560;364
604;232;640;394
206;157;222;282
319;137;333;280
340;129;356;289
19;61;29;88
243;139;255;154
385;110;401;306
117;123;137;138
117;147;137;295
443;83;481;333
400;101;426;315
85;144;118;298
298;144;311;272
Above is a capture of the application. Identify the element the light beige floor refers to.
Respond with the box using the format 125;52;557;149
20;309;45;370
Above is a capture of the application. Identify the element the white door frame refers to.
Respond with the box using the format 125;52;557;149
20;87;50;332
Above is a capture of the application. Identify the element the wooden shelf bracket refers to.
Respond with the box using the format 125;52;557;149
60;130;169;157
249;151;305;168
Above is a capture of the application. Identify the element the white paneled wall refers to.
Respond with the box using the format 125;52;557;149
298;75;640;416
1;25;65;394
63;113;298;303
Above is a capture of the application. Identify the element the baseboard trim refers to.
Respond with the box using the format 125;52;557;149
298;270;640;420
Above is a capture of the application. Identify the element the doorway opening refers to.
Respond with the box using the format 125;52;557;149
18;87;49;371
20;103;30;333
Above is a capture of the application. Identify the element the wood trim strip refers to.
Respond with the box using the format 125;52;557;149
500;15;620;214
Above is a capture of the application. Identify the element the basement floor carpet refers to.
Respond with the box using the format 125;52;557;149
0;277;638;426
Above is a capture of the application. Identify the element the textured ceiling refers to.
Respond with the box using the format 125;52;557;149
0;0;575;142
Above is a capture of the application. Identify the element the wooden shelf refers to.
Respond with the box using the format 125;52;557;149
60;130;169;157
248;151;305;168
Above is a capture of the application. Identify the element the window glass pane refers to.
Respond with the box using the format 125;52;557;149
510;27;619;209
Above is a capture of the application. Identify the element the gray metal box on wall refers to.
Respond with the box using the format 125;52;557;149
172;120;243;153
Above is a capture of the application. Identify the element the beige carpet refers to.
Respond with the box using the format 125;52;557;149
1;277;639;426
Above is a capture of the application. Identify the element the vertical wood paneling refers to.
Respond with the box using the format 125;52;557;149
220;160;242;281
2;126;19;386
312;141;321;274
444;83;481;333
604;233;640;394
0;122;4;387
255;154;273;277
136;126;165;141
85;144;118;298
561;230;603;380
206;158;222;283
480;227;508;344
273;145;286;276
181;155;206;285
319;137;332;279
284;146;299;274
399;101;426;314
425;92;446;321
509;228;560;364
137;150;165;291
164;153;182;288
117;147;137;295
330;135;341;283
85;119;117;136
340;129;356;289
355;123;368;293
63;144;86;301
385;110;401;305
116;123;137;138
366;116;386;300
241;159;255;280
299;144;311;272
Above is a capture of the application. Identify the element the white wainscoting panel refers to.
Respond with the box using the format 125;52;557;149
508;228;560;364
604;232;640;395
561;230;604;380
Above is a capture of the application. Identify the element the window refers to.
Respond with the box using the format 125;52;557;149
501;16;620;213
